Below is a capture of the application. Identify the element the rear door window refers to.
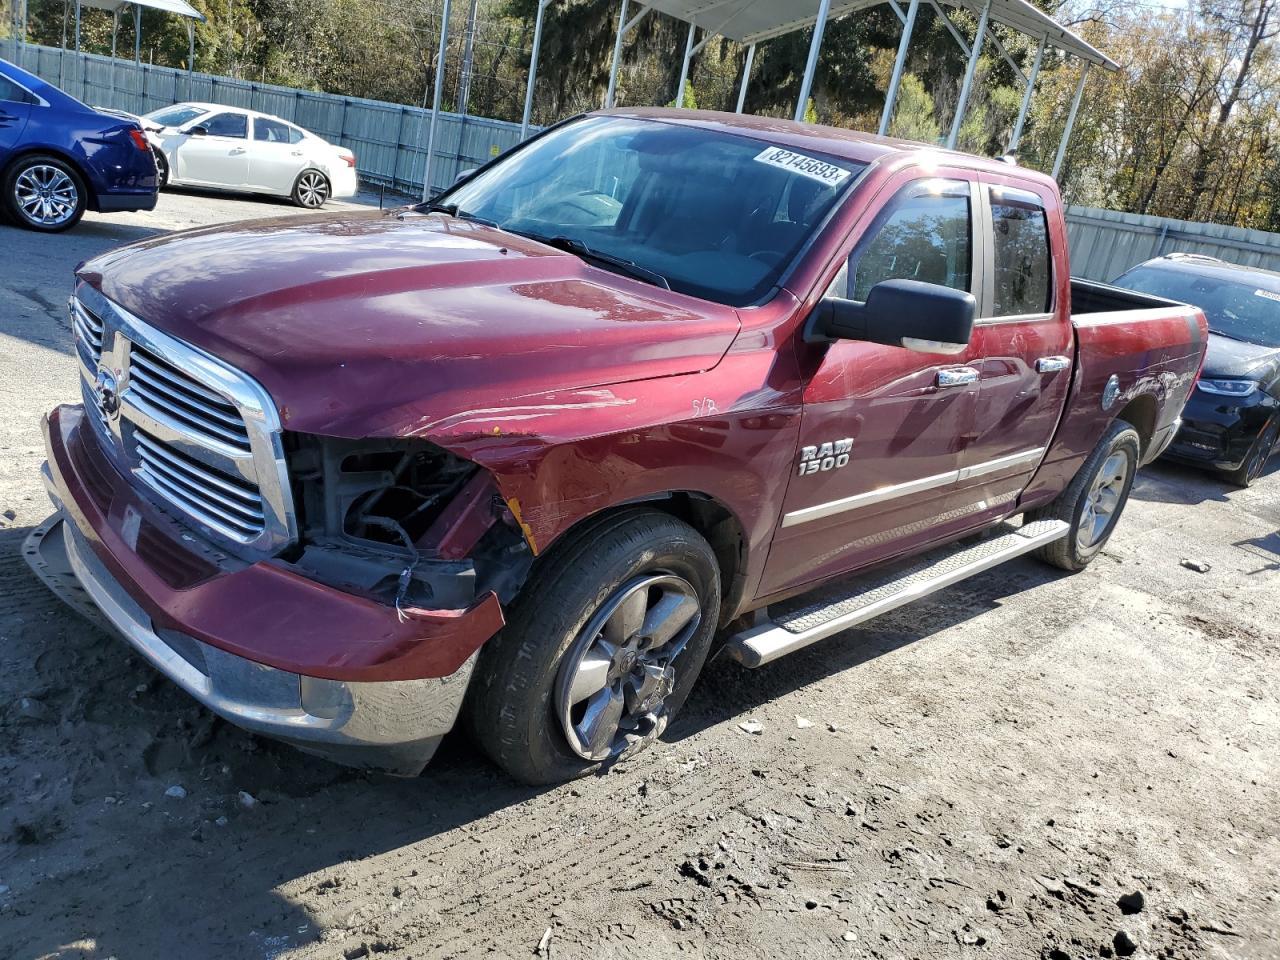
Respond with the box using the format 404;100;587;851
990;187;1052;316
254;118;291;143
847;179;972;301
0;76;36;105
203;113;248;139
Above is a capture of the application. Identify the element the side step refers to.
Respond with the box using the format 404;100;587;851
725;518;1069;667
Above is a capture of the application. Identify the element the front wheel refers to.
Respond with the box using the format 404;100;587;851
1029;419;1141;571
1226;417;1278;488
3;155;87;231
467;509;721;785
292;169;330;208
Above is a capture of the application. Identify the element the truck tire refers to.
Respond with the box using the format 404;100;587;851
467;509;721;785
1028;419;1141;572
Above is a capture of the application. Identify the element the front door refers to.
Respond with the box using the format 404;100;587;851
954;178;1073;520
174;111;251;187
761;176;985;596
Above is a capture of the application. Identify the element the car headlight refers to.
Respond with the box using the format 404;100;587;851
1197;378;1258;397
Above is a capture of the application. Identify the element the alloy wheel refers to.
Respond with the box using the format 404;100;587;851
1245;420;1279;484
555;573;702;762
1077;450;1132;550
297;171;329;208
14;164;79;227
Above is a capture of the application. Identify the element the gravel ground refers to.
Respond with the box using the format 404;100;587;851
1;188;1278;960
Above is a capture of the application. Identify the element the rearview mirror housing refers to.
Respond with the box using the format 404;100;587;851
811;278;976;354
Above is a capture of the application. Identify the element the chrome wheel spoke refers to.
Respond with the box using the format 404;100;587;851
637;590;700;654
566;648;612;705
604;588;647;646
579;688;625;759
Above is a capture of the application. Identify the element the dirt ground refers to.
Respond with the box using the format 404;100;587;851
1;189;1278;960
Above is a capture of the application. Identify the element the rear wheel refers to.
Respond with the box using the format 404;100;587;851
292;169;330;208
467;509;720;785
1227;417;1279;488
1029;419;1141;571
3;155;87;232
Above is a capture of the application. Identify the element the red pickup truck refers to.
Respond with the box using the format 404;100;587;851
27;110;1206;784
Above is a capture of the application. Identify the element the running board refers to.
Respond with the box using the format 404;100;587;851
725;518;1069;668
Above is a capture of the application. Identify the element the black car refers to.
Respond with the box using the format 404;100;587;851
1114;253;1280;486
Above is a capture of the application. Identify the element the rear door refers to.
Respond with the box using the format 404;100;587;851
760;174;986;596
173;111;251;187
0;75;34;163
247;116;305;193
954;178;1073;520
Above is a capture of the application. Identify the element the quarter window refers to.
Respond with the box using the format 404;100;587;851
990;188;1052;316
203;113;248;139
848;180;972;301
0;76;36;105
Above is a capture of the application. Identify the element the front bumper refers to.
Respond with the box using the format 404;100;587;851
1164;387;1278;471
27;404;506;774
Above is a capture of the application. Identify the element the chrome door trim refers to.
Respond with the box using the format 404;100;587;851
936;367;979;387
781;447;1047;528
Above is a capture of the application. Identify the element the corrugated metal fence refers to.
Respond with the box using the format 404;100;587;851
1066;206;1280;282
2;41;528;196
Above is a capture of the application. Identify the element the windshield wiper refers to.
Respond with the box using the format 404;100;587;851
420;202;498;227
520;233;670;291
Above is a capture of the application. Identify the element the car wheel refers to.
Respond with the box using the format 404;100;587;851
1029;419;1141;572
3;155;87;232
467;509;721;785
292;170;330;209
153;150;169;190
1226;417;1279;488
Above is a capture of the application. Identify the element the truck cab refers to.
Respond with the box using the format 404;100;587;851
26;110;1206;784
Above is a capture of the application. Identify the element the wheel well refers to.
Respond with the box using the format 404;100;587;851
545;494;748;628
2;148;97;210
1115;394;1158;455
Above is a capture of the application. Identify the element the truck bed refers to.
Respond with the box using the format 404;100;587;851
1070;277;1186;317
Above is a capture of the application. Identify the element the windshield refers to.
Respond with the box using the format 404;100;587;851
436;116;866;306
145;105;209;128
1118;264;1280;348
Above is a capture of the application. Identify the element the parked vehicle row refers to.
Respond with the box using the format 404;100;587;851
25;110;1213;785
2;57;357;231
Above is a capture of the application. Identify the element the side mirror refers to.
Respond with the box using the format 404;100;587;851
813;278;976;354
454;168;478;185
186;125;208;137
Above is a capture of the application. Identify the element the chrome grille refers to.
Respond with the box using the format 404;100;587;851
71;286;295;555
71;299;105;367
129;345;252;453
134;431;266;539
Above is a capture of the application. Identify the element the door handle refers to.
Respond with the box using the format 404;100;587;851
290;150;304;157
230;147;247;155
936;367;979;388
1036;356;1070;373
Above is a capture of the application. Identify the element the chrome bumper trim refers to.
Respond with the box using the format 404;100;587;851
25;509;475;775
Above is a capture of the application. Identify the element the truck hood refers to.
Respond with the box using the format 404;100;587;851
1201;331;1280;382
79;211;741;438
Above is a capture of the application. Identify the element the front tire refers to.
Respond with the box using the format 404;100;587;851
467;509;721;785
1226;417;1278;488
292;169;330;208
3;155;87;232
1029;419;1141;571
153;150;169;190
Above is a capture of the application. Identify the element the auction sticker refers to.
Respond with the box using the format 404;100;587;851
754;146;851;187
1254;288;1280;303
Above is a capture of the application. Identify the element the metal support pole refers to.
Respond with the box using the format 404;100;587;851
878;0;919;136
1007;35;1046;152
422;0;453;201
74;0;81;52
794;0;832;122
605;0;649;107
111;10;119;57
675;22;696;107
134;4;142;64
735;43;755;113
520;0;550;140
458;0;480;114
1052;61;1090;180
946;0;990;149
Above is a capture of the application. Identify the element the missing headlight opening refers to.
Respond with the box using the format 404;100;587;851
285;435;533;611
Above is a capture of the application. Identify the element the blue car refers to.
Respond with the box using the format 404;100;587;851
0;58;157;231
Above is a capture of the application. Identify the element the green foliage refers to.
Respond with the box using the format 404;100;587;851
887;74;941;143
666;79;697;109
804;96;817;125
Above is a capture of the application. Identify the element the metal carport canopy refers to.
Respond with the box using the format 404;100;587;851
635;0;1117;67
75;0;204;17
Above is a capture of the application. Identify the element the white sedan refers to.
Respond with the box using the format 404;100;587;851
140;103;358;208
